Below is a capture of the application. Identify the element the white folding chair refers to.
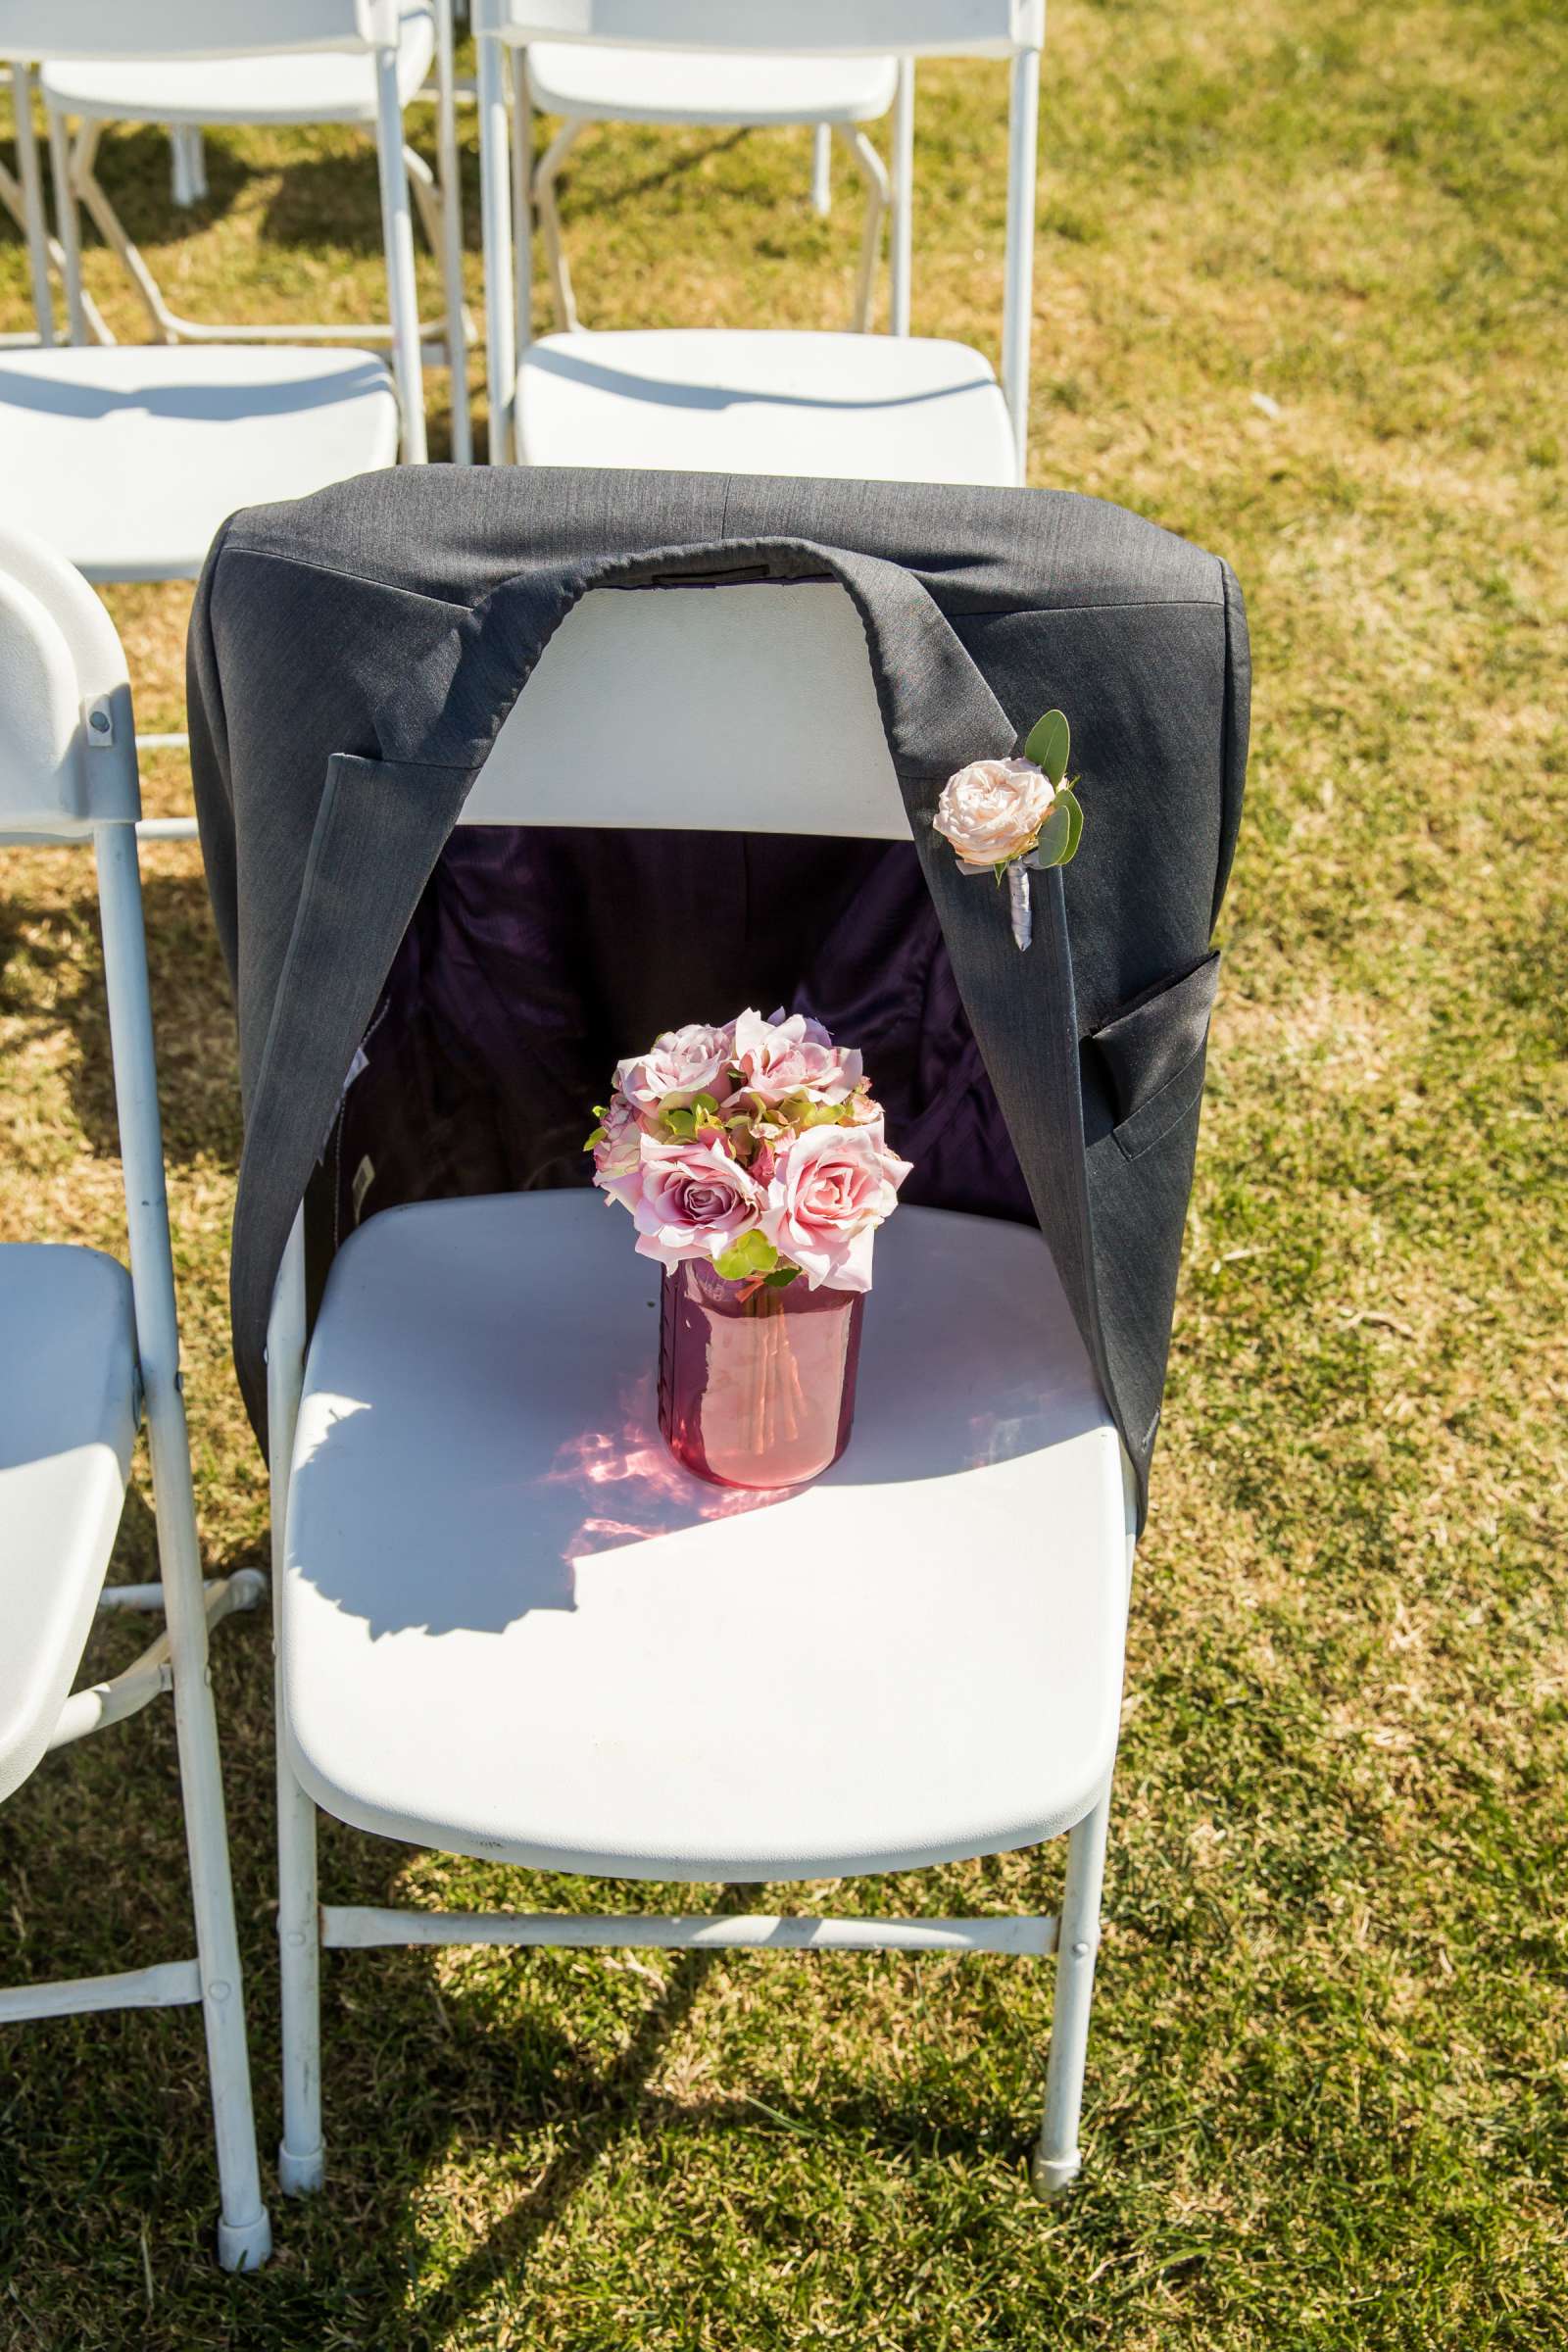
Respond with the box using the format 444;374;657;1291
0;0;427;595
0;520;271;2272
265;579;1131;2205
37;1;471;464
475;1;1039;486
520;43;898;335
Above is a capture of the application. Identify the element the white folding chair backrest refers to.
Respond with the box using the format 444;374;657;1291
0;525;136;839
0;1;400;61
474;0;1044;476
477;1;1038;54
461;581;911;838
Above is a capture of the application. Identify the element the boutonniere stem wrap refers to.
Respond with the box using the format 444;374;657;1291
934;709;1084;951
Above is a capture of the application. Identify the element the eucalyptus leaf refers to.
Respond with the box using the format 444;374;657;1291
1024;708;1070;786
1058;786;1084;864
1034;799;1074;867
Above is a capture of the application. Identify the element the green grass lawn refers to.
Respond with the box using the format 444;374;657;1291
2;3;1565;2343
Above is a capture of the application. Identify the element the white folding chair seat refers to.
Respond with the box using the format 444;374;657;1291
525;44;897;126
0;1246;137;1805
515;324;1016;483
0;346;399;582
283;1195;1126;1878
39;27;435;128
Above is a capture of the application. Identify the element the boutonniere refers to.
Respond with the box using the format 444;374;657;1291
933;709;1084;952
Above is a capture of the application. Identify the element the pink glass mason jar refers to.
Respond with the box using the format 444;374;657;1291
658;1258;865;1490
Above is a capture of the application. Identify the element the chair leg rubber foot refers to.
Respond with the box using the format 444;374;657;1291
1032;2148;1081;2201
278;2142;325;2197
217;2207;273;2271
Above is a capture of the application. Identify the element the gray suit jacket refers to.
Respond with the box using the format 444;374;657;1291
189;467;1249;1527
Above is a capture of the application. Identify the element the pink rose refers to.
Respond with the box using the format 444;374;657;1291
591;1094;647;1212
730;1006;863;1105
934;757;1055;869
614;1021;737;1116
632;1135;761;1271
760;1123;912;1293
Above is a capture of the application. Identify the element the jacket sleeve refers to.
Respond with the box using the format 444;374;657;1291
186;512;241;996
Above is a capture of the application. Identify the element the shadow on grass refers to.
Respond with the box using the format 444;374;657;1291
1;1553;1035;2340
87;123;250;247
304;1876;1025;2346
260;146;406;259
555;124;753;218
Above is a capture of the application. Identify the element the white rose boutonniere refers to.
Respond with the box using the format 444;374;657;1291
934;708;1084;951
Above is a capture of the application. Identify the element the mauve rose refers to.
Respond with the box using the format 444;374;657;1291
731;1006;863;1105
592;1094;647;1212
632;1135;761;1270
934;757;1055;869
614;1021;737;1115
760;1123;912;1293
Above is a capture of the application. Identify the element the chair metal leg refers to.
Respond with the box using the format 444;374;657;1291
405;139;444;260
45;104;87;344
509;50;533;364
834;122;889;334
94;824;271;2272
275;1745;324;2196
267;1211;324;2194
810;121;831;216
161;1487;273;2271
1033;1786;1110;2199
534;119;581;333
477;33;517;462
890;61;914;339
72;118;179;345
11;66;55;344
374;42;429;462
171;124;207;209
434;0;472;464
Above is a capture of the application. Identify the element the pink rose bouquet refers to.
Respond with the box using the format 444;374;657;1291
588;1008;911;1294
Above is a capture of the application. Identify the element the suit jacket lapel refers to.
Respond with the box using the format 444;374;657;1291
232;752;470;1436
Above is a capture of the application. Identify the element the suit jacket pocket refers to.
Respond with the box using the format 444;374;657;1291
1090;950;1221;1162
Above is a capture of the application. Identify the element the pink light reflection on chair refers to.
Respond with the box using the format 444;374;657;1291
541;1368;782;1563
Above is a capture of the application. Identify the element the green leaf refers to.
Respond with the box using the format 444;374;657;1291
1058;785;1085;864
712;1231;779;1282
664;1107;696;1139
762;1264;802;1289
691;1091;720;1115
1024;708;1070;785
1034;799;1074;867
583;1126;607;1152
